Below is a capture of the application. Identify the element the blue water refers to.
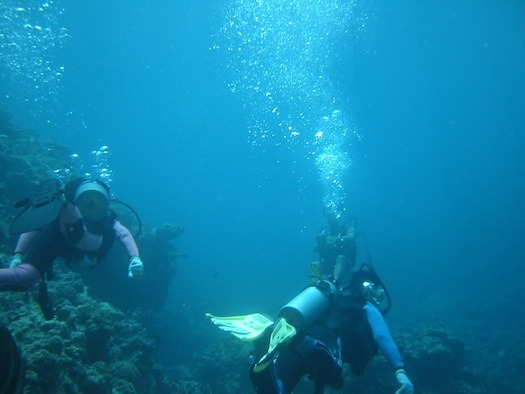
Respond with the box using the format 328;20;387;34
2;0;525;382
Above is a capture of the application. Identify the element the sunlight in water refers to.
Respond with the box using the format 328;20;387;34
0;1;69;103
217;0;366;217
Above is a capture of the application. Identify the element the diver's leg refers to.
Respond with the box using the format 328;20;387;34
250;361;285;394
1;220;65;291
303;327;344;389
274;346;311;392
0;264;41;291
23;220;64;275
249;325;286;394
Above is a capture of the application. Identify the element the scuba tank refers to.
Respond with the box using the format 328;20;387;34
279;280;339;330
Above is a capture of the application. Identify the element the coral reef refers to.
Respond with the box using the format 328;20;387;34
159;377;212;394
192;336;251;393
325;322;488;394
0;111;72;254
154;223;184;243
0;266;169;393
397;323;464;382
78;223;183;313
393;322;486;394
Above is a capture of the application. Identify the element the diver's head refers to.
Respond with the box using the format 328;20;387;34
324;207;342;235
360;279;386;306
349;271;386;306
74;180;110;221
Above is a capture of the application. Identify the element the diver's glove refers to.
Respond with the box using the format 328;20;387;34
395;369;414;394
8;253;24;269
128;256;144;278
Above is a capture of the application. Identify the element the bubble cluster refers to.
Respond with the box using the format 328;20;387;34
53;146;113;188
0;1;69;106
89;145;113;185
313;109;355;216
217;0;366;217
218;0;358;145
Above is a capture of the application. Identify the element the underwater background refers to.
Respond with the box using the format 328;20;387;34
1;0;524;393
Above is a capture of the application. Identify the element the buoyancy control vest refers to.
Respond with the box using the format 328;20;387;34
323;295;378;375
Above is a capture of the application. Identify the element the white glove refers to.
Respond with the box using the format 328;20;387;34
8;253;24;269
395;369;414;394
128;256;144;278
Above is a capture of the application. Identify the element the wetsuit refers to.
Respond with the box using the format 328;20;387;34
251;298;405;394
0;203;139;291
315;228;356;278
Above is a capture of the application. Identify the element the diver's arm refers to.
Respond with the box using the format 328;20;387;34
364;303;404;369
14;230;39;254
113;220;139;257
10;230;38;268
365;304;414;393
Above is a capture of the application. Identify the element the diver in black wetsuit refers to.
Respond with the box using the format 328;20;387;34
249;268;414;394
313;211;357;287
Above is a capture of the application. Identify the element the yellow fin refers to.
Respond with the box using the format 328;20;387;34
309;262;324;281
253;317;297;372
205;313;274;342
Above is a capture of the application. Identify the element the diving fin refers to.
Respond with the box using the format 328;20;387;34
206;313;298;373
309;262;324;281
205;313;274;342
9;178;63;235
253;317;297;373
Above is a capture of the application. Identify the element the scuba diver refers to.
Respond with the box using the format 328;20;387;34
0;178;144;317
207;264;413;394
313;209;357;287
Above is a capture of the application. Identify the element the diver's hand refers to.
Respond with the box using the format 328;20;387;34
8;253;24;269
128;256;144;278
395;369;414;394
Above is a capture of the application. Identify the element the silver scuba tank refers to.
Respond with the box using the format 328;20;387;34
278;280;339;330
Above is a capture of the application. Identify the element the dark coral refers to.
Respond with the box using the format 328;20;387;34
0;266;164;393
0;112;73;254
77;222;183;313
193;337;251;393
393;322;487;393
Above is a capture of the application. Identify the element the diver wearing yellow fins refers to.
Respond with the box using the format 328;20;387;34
207;264;414;394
